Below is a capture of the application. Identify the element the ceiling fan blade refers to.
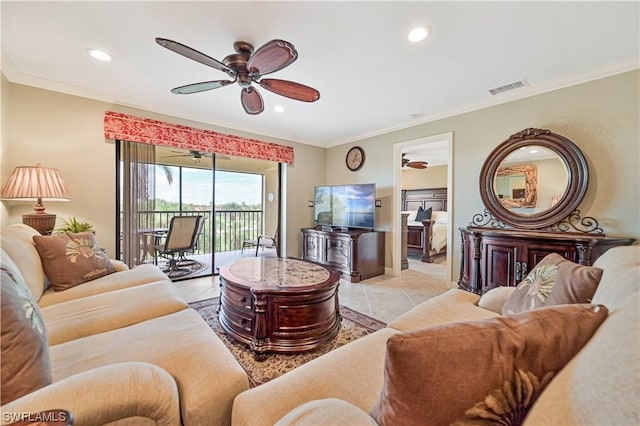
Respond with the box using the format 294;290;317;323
408;161;428;169
171;80;235;94
156;38;233;75
258;79;320;102
241;87;264;115
247;39;298;75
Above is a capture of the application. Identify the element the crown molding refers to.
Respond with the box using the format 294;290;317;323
329;57;640;148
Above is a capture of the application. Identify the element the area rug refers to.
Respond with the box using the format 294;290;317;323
189;297;386;387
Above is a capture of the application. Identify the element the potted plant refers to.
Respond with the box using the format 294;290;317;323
53;216;95;235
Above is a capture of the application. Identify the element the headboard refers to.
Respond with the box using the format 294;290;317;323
402;188;447;212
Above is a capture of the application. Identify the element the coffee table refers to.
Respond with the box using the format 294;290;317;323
218;257;341;358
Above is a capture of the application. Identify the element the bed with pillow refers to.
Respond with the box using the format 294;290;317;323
402;188;448;263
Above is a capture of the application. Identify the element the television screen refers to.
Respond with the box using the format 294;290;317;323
314;183;376;229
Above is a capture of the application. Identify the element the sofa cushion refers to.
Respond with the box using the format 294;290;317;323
276;398;378;425
0;224;47;300
1;263;52;404
49;308;249;426
232;328;398;426
592;244;640;311
388;289;496;332
42;281;187;345
524;294;639;425
369;304;608;426
38;263;169;308
502;253;603;315
477;286;517;314
33;232;116;291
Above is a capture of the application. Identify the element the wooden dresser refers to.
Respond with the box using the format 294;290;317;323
459;127;636;295
301;226;385;282
459;227;634;294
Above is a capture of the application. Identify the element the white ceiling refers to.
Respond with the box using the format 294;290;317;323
2;1;638;152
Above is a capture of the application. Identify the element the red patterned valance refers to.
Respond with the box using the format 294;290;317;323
104;111;294;164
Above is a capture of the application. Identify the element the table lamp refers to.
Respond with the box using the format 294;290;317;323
1;163;71;234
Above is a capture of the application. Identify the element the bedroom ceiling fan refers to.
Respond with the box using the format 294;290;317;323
156;38;320;115
402;153;428;169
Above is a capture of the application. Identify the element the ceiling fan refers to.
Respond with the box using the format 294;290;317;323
165;150;213;159
164;150;230;161
402;153;428;169
156;38;320;115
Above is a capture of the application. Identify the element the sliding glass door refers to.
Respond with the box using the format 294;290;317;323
212;156;280;271
117;143;280;280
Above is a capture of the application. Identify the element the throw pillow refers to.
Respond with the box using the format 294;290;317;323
415;206;432;222
33;232;116;291
502;253;603;315
369;304;608;426
1;267;52;404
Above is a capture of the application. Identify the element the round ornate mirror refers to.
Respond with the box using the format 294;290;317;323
479;128;588;229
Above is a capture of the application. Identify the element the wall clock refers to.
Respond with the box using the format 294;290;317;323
346;146;365;171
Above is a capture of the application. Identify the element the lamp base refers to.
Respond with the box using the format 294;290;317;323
23;213;57;235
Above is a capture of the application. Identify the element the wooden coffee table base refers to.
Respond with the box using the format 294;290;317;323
218;258;341;358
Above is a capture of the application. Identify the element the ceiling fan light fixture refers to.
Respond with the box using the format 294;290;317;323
408;26;430;43
87;48;112;62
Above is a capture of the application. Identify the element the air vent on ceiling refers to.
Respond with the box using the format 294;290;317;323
488;80;527;96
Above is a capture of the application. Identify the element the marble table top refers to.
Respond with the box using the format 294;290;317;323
227;257;332;288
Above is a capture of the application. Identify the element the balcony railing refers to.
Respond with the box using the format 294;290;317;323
139;209;263;255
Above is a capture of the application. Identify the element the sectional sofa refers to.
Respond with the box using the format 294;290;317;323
232;244;640;425
1;224;249;425
2;222;638;426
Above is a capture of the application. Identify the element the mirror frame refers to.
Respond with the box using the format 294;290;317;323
479;128;588;229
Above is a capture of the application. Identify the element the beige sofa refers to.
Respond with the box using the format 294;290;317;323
1;224;249;425
232;244;640;425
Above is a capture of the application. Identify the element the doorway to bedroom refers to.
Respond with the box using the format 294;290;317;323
393;132;453;285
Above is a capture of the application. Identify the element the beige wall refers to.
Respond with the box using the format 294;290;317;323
4;71;638;277
1;75;9;227
402;165;448;190
1;82;326;258
327;70;640;282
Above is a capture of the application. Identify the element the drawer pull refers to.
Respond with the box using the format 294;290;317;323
240;297;252;309
241;319;251;332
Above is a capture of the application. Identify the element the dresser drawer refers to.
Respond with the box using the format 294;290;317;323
219;306;254;337
221;282;253;312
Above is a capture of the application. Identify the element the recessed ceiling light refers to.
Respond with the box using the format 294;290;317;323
274;105;285;113
408;26;430;43
87;49;112;62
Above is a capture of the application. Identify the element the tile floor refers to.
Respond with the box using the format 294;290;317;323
173;258;450;323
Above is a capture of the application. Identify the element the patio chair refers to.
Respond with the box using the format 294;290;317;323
155;215;202;278
242;227;279;257
177;216;206;266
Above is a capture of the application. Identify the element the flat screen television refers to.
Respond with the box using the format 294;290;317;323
314;183;376;230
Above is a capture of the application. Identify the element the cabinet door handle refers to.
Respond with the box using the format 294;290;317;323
515;261;521;282
521;263;528;278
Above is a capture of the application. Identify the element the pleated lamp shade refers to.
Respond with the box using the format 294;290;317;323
1;164;71;234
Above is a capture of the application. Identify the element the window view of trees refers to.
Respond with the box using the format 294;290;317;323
152;165;264;253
